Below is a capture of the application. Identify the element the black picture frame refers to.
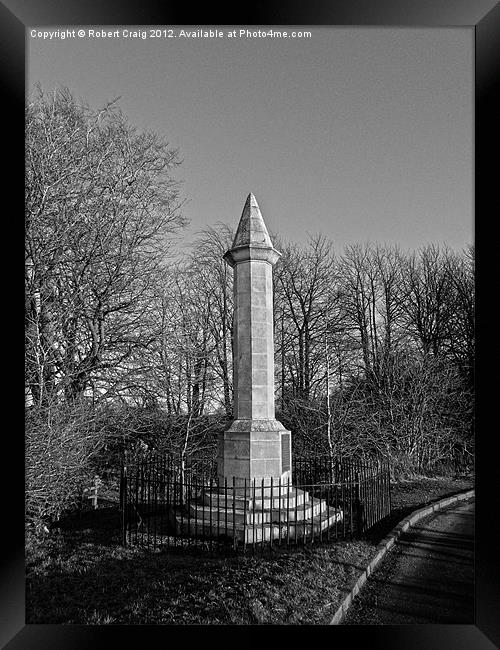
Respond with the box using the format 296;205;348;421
5;1;499;647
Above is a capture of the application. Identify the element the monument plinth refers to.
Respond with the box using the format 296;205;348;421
218;193;292;487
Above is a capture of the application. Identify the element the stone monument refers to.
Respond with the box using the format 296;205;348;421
217;193;292;488
174;193;342;543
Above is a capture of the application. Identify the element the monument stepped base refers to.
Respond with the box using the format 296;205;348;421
173;487;343;545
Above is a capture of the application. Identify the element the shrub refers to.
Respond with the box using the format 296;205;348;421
25;402;109;529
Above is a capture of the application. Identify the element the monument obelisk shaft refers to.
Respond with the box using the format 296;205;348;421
218;193;292;487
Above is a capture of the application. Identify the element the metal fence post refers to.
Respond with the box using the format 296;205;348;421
355;468;363;536
120;459;128;547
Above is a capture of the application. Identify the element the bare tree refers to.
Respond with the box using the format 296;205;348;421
338;243;377;382
401;244;454;358
444;246;475;386
189;224;235;416
25;86;186;406
274;234;340;402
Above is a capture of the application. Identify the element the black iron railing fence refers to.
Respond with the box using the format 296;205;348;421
119;452;391;553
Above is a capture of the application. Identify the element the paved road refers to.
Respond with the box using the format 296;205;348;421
343;498;475;624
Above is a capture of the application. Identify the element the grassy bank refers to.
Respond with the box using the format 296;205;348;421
26;475;473;625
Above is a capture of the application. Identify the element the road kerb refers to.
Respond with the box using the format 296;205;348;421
329;488;475;625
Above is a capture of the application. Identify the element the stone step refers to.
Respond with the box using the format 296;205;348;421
175;504;344;544
286;508;344;539
188;496;328;524
175;515;282;543
201;487;308;511
188;503;272;525
267;496;328;522
253;488;309;511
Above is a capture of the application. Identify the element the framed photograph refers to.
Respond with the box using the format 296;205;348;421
7;0;499;647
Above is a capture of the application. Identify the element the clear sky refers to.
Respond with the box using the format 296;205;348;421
27;26;473;253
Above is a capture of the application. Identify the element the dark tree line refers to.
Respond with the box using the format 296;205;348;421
273;238;473;473
25;88;474;525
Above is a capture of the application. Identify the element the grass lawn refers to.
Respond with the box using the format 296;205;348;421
26;474;473;625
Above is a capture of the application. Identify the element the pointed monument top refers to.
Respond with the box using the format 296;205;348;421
231;193;274;249
223;193;281;267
